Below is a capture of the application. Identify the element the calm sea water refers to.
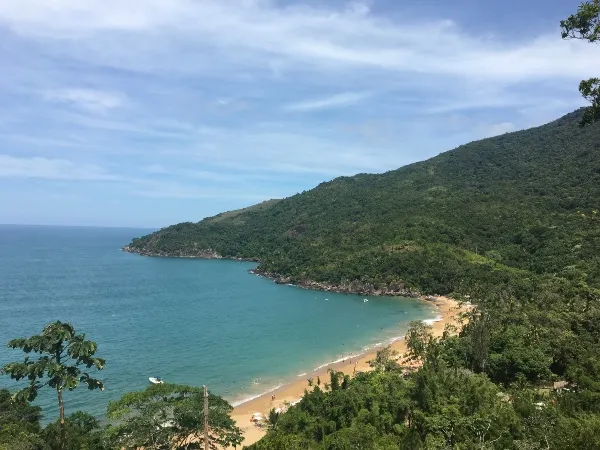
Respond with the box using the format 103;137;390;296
0;225;436;422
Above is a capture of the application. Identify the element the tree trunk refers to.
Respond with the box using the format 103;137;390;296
57;387;65;450
55;347;65;450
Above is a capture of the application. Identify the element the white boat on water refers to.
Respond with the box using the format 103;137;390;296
149;377;164;384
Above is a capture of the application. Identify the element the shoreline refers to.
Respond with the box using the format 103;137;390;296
229;295;469;448
227;313;434;408
121;247;423;299
249;269;421;299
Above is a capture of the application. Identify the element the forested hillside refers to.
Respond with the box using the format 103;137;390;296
126;109;600;295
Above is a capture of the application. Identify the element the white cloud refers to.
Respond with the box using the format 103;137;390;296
0;1;595;84
284;92;370;112
0;154;118;181
176;128;396;177
141;165;238;182
44;88;124;113
130;179;278;200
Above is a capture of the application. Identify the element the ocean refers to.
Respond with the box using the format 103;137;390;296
0;225;437;422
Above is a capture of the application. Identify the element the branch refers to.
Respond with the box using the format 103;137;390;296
578;78;600;125
561;0;600;42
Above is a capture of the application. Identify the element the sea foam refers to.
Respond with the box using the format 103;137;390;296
231;384;284;407
423;316;443;325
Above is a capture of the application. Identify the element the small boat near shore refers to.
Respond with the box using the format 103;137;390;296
149;376;164;384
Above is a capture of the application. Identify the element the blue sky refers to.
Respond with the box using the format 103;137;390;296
0;0;595;227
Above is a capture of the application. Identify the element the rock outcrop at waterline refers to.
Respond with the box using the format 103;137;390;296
251;269;421;298
122;245;223;259
121;246;258;261
122;246;419;297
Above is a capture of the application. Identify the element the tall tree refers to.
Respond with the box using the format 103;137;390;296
368;346;400;372
405;321;434;363
1;322;105;450
561;0;600;125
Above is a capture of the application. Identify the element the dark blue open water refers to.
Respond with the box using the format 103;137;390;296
0;225;436;422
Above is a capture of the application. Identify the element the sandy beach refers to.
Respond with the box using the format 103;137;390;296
229;296;469;448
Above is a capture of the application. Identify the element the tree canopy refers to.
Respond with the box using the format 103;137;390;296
1;324;243;450
1;322;105;450
105;383;243;450
561;0;600;125
0;388;46;450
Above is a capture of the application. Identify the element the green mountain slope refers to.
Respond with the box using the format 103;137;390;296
126;109;600;294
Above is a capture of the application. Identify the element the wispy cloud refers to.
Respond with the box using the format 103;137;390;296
0;155;118;181
141;165;238;182
0;1;595;82
44;88;125;113
130;179;279;201
284;92;370;112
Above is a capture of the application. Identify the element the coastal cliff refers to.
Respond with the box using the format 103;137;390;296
121;245;253;260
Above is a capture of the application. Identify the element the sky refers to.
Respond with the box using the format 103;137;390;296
0;0;596;227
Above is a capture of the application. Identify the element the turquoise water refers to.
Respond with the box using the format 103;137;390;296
0;225;436;422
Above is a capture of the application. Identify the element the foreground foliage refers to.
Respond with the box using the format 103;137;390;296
0;388;45;450
561;0;600;125
0;323;242;450
105;383;243;450
1;322;105;450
